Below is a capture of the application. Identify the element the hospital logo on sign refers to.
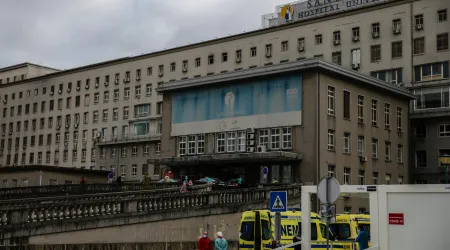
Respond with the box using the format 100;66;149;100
280;4;294;22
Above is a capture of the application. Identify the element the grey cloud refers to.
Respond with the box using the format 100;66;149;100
0;0;287;69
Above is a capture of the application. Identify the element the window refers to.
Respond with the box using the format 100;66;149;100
132;164;137;176
120;165;126;178
343;90;350;119
259;129;269;148
93;111;99;123
94;93;99;104
114;89;119;101
237;131;246;152
315;34;322;44
438;9;447;22
104;91;109;103
370;99;379;127
332;52;341;65
102;109;108;122
282;127;292;149
227;132;236;152
123;106;129;119
416;150;427;167
124;87;130;100
385;142;391;161
84;94;90;106
134;104;150;117
270;128;281;149
327;86;335;115
221;53;228;62
393;19;402;33
439;124;450;137
385;174;391;185
136;69;141;80
398;176;403;184
372;172;379;185
281;41;288;51
343;132;350;154
370;45;381;62
384;103;391;130
170;62;176;72
415;125;426;138
352;27;360;41
372;138;378;159
414;85;450;109
217;133;226;153
155;143;161;155
188;135;196;155
333;31;341;44
208;55;214;65
396;107;402;133
121;147;127;158
250;47;257;57
146;84;152;96
370;68;403;85
357;95;364;124
327;165;335;177
135;85;141;98
197;134;205;154
437;33;448;51
391;41;403;58
178;136;188;155
344;168;351;184
297;38;305;51
414;37;425;54
327;130;335;151
358;170;365;185
182;60;188;72
195;57;201;67
415;14;423;27
132;145;138;157
113;108;118;120
397;144;403;163
147;67;152;76
158;65;164;76
357;136;365;157
371;23;380;37
265;44;272;57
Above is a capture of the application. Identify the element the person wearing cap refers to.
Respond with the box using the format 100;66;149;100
215;232;228;250
198;231;212;250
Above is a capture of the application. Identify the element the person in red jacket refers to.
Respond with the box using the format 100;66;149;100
198;231;211;250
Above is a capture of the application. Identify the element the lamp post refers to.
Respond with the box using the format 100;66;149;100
439;155;450;184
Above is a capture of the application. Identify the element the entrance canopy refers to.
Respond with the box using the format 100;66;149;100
147;151;302;166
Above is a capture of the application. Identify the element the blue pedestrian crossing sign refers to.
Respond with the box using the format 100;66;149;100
270;191;287;212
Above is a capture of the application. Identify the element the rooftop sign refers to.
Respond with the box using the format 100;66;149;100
263;0;391;28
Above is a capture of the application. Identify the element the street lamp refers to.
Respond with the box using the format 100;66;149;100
439;154;450;184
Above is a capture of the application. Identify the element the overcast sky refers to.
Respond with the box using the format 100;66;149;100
0;0;289;70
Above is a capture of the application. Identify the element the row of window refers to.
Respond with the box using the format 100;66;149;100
1;90;163;119
328;165;404;186
413;84;450;110
1;143;161;166
0;74;26;85
327;86;404;132
112;164;161;179
328;131;404;163
177;127;293;156
415;149;450;168
415;124;450;138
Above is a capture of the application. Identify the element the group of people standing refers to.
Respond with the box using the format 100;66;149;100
198;231;228;250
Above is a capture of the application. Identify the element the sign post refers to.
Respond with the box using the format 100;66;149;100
270;191;288;248
317;177;340;250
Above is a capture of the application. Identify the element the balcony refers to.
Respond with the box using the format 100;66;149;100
96;133;161;146
410;82;450;119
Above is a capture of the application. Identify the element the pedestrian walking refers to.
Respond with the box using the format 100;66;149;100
198;231;212;250
214;232;228;250
355;225;369;250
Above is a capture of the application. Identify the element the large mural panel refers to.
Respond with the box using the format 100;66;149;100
171;74;302;136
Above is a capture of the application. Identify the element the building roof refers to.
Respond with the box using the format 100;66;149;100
0;62;60;73
157;58;416;99
0;0;410;88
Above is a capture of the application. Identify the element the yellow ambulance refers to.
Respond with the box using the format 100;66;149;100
329;214;371;248
239;209;351;250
